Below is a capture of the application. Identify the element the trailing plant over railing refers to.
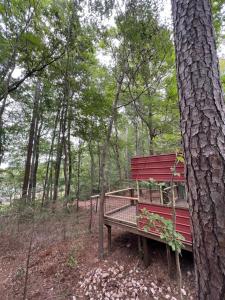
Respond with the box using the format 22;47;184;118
139;208;185;253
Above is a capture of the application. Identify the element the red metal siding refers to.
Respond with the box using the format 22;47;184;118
131;153;185;182
138;202;192;246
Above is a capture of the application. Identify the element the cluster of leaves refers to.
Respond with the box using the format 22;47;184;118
139;208;185;253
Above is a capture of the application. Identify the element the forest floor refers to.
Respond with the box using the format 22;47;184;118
0;204;196;300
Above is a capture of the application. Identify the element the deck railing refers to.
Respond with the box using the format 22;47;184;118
104;194;138;215
103;188;137;215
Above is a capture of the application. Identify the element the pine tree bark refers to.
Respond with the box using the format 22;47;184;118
171;0;225;299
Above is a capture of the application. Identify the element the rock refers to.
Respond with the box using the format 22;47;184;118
151;282;157;289
165;295;170;299
181;289;186;296
102;273;109;279
119;266;124;272
150;288;156;295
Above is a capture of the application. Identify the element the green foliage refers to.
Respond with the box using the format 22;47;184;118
0;0;223;207
139;208;185;253
66;253;78;268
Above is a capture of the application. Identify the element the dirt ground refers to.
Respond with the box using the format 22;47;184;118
0;206;195;300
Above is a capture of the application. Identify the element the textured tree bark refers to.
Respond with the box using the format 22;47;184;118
171;0;225;299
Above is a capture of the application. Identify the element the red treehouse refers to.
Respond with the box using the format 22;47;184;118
100;153;192;266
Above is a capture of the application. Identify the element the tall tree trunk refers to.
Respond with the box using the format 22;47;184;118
148;104;154;155
89;142;95;196
99;74;124;259
97;142;101;192
67;113;72;199
88;142;95;232
125;127;130;179
52;75;69;210
31;121;42;203
63;103;72;206
22;82;41;203
27;102;42;203
42;108;60;206
52;107;64;210
172;0;225;299
114;122;122;182
76;139;82;211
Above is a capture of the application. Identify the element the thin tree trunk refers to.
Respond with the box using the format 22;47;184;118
99;74;124;259
22;82;41;203
89;142;95;232
172;0;225;299
27;103;42;203
125;127;130;179
42;108;60;206
67;114;72;199
97;142;101;192
76;139;82;212
52;105;65;210
114;121;122;182
31;121;42;203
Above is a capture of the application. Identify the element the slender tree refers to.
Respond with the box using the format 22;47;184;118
171;0;225;299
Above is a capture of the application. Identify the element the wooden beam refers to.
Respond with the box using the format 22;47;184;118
142;237;151;267
105;187;133;195
103;218;193;252
105;195;138;201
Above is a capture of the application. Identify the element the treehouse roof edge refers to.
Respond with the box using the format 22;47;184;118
131;153;185;182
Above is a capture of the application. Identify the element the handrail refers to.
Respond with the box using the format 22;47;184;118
90;194;99;199
90;187;134;199
105;187;133;195
105;194;138;201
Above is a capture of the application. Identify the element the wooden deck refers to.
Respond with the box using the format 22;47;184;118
104;201;192;252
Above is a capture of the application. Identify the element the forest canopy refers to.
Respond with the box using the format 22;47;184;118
0;0;224;205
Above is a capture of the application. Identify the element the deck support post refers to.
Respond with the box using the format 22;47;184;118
106;225;112;254
166;244;176;278
138;236;143;259
142;237;151;267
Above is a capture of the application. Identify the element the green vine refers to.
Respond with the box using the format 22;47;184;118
139;208;185;253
